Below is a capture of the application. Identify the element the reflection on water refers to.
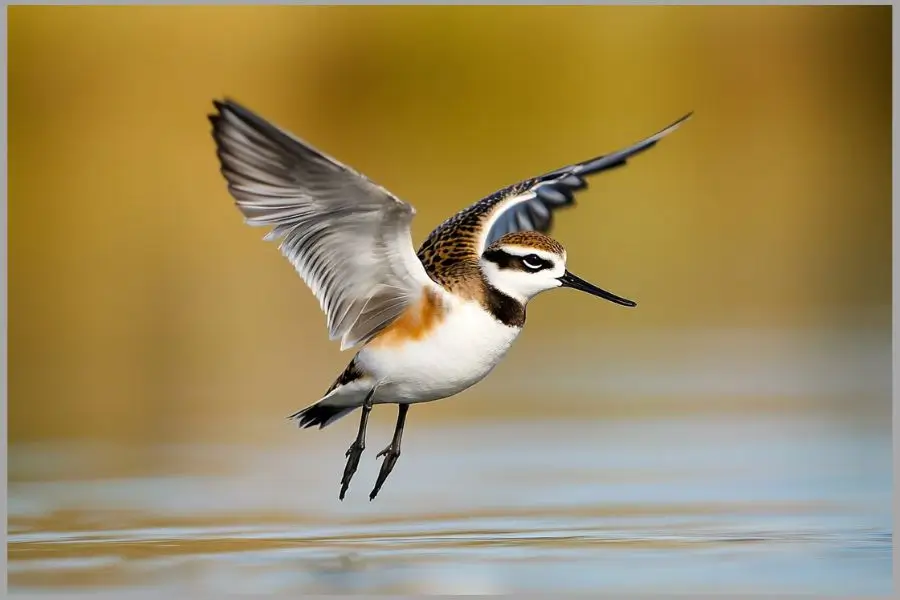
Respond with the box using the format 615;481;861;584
8;413;892;594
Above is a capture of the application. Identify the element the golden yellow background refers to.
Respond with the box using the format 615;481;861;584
8;6;891;447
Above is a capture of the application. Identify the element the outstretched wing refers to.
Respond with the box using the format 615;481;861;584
210;99;434;351
416;112;692;275
479;112;693;251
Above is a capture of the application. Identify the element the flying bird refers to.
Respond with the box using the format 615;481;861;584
209;99;691;501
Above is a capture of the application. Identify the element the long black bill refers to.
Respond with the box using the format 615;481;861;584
558;271;637;307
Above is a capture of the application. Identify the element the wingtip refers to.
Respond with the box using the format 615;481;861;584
209;97;250;123
211;97;235;111
658;110;694;136
634;110;692;149
210;98;227;120
208;98;238;131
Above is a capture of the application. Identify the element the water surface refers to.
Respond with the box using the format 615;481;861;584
8;413;892;594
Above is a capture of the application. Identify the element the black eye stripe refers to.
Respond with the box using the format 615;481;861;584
483;249;554;272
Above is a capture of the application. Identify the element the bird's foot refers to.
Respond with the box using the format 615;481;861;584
339;439;365;500
369;444;401;501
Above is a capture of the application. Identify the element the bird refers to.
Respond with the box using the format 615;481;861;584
208;98;691;501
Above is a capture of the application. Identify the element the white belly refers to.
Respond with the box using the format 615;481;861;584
356;299;521;404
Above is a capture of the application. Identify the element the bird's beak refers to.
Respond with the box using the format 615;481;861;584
557;270;637;307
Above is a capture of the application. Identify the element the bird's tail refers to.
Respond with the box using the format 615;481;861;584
289;401;355;429
288;359;370;429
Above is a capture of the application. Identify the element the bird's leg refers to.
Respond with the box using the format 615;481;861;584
339;386;376;500
369;403;409;501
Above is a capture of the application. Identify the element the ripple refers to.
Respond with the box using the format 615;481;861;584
7;415;892;594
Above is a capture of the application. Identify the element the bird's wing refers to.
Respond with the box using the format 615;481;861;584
210;99;434;351
417;112;692;270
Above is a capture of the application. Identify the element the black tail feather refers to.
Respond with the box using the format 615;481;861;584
289;403;353;429
288;359;363;429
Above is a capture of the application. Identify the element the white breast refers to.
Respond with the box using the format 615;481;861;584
356;296;521;404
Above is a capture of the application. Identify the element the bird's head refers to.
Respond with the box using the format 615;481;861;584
480;231;637;307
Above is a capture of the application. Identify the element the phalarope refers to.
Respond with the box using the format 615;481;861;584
209;100;691;501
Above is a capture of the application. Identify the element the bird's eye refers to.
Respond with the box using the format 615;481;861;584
522;254;543;270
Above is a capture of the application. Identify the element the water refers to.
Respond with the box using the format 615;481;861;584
7;413;892;594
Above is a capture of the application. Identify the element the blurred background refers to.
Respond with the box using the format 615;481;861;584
7;5;893;594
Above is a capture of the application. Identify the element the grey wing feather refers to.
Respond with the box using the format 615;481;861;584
209;99;433;350
478;112;693;252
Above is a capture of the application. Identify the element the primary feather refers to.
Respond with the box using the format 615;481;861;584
478;111;693;251
209;99;434;350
